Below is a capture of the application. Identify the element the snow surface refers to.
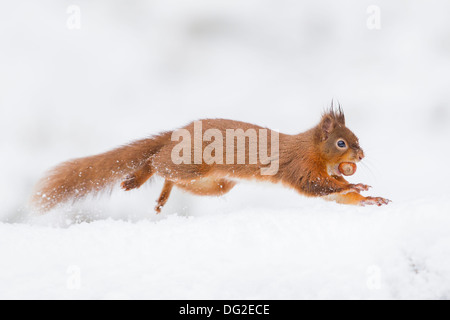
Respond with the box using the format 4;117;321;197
1;0;450;299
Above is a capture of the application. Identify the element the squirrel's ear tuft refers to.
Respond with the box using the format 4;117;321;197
326;102;346;125
335;104;345;126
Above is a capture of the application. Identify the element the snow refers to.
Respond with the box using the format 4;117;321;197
2;196;450;299
1;0;450;299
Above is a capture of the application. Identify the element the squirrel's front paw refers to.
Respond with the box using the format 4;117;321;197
361;196;391;207
121;174;139;191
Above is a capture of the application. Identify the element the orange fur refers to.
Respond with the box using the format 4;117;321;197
176;178;237;196
155;180;174;214
32;132;171;211
32;109;390;213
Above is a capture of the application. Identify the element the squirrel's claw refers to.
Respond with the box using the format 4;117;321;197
361;197;391;207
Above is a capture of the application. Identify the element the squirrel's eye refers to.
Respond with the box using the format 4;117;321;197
337;140;347;149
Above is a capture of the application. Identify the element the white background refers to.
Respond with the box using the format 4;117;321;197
0;0;449;299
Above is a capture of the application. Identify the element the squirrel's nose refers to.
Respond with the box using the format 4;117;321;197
357;150;365;161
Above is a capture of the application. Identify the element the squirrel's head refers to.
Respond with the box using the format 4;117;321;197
316;107;365;175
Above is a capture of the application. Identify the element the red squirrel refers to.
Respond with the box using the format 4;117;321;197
32;108;391;213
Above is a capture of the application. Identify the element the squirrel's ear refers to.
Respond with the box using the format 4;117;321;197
320;114;335;140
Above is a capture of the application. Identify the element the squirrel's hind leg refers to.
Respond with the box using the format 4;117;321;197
155;180;174;214
154;178;236;214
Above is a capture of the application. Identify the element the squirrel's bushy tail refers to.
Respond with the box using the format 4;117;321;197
31;132;171;212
